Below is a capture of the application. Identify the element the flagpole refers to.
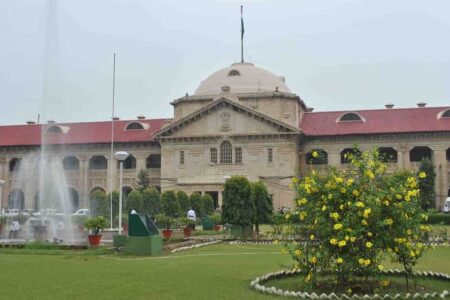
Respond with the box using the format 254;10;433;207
109;53;116;229
240;5;244;63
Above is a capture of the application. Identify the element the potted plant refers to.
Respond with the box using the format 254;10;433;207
180;217;195;237
156;214;174;239
84;216;107;246
209;213;222;231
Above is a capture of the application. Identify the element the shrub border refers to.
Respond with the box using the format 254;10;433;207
250;269;450;299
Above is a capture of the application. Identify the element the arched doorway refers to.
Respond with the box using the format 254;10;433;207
8;189;25;209
68;187;79;212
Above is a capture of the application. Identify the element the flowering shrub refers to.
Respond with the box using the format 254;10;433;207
285;147;430;292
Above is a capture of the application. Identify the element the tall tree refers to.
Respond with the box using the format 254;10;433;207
222;176;254;239
135;169;151;191
418;157;436;210
125;190;144;213
189;192;204;218
161;190;180;218
142;187;161;216
176;190;189;214
251;181;273;236
89;189;108;217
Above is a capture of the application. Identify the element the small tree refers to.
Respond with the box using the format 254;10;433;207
142;187;161;216
418;157;436;210
108;191;120;227
125;190;144;213
176;190;189;214
222;176;254;238
89;189;108;217
251;181;273;236
189;192;204;218
135;169;151;191
161;190;180;218
201;194;215;215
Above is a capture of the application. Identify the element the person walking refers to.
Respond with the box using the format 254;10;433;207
187;207;196;230
10;220;20;239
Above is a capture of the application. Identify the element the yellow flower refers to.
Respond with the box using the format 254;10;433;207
310;256;317;264
361;219;368;226
338;240;347;248
347;288;352;294
410;250;416;257
352;190;360;197
330;238;337;245
363;208;372;218
365;170;375;179
328;193;333;200
295;249;302;256
321;205;327;211
333;223;343;230
364;259;371;266
310;234;315;240
305;273;311;283
383;200;390;206
298;198;308;205
356;202;364;208
330;212;340;221
378;265;384;271
292;177;299;184
312;151;318;158
339;204;344;210
350;237;356;242
285;214;290;220
366;241;373;249
345;235;350;241
336;257;343;264
367;232;373;237
340;188;347;194
385;218;394;225
347;178;354;186
299;211;307;221
407;229;412;235
419;171;426;179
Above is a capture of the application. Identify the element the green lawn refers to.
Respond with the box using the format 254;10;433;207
0;244;448;299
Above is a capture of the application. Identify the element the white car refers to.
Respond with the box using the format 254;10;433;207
443;198;450;214
72;209;89;216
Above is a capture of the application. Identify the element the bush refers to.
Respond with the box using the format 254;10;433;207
154;214;174;229
417;158;436;210
125;190;144;214
84;216;108;235
424;213;450;225
89;189;108;217
161;190;180;218
251;181;273;235
286;147;429;291
201;194;214;215
177;191;189;214
209;213;222;225
135;169;151;191
222;176;254;239
189;192;204;218
142;187;161;216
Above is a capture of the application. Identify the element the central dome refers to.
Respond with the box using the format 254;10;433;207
194;62;291;96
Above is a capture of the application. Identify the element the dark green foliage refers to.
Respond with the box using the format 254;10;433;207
89;189;108;217
142;188;161;216
135;169;151;191
125;190;144;214
251;181;273;234
176;191;189;214
222;176;254;231
108;191;120;225
424;213;450;225
84;216;108;235
418;158;436;210
201;194;214;215
189;192;204;218
161;190;180;218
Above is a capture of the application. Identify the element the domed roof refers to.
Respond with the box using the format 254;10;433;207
194;62;291;96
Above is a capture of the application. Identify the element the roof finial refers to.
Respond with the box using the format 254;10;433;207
240;5;245;63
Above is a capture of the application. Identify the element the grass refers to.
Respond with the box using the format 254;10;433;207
0;244;448;299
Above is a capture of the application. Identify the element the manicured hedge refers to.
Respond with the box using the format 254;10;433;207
424;213;450;225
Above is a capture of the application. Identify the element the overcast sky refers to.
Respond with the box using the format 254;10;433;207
1;0;449;125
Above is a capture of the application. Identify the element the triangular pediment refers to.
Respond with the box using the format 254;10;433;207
155;97;300;139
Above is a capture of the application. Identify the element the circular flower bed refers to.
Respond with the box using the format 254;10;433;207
250;269;450;299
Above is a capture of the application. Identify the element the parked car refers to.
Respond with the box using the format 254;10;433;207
32;209;64;216
3;209;20;216
72;209;90;216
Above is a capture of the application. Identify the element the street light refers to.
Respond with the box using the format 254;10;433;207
114;151;129;235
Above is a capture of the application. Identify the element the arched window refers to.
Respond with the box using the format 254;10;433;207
409;146;432;162
9;158;21;172
89;156;107;170
146;154;161;168
46;125;63;133
338;112;363;122
446;148;450;161
306;149;328;165
63;156;79;170
8;189;24;209
378;147;398;163
220;141;232;164
341;148;361;164
90;186;106;195
125;122;144;130
68;187;79;212
118;155;136;169
122;186;133;196
441;109;450;118
228;69;240;76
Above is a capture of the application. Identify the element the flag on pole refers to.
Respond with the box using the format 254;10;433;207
241;5;244;39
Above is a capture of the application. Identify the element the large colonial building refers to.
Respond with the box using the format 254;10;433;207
1;62;449;211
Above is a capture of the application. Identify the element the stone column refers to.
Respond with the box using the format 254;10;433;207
328;151;341;168
78;156;89;208
0;157;7;209
434;148;448;210
107;158;118;193
135;155;147;172
398;144;409;170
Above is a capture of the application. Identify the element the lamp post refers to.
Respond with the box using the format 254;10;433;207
114;151;129;235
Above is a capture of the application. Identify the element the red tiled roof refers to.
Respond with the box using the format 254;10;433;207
0;119;172;147
300;106;450;136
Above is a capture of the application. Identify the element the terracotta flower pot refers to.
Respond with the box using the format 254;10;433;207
88;234;102;246
183;227;193;237
213;225;221;231
162;229;173;239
